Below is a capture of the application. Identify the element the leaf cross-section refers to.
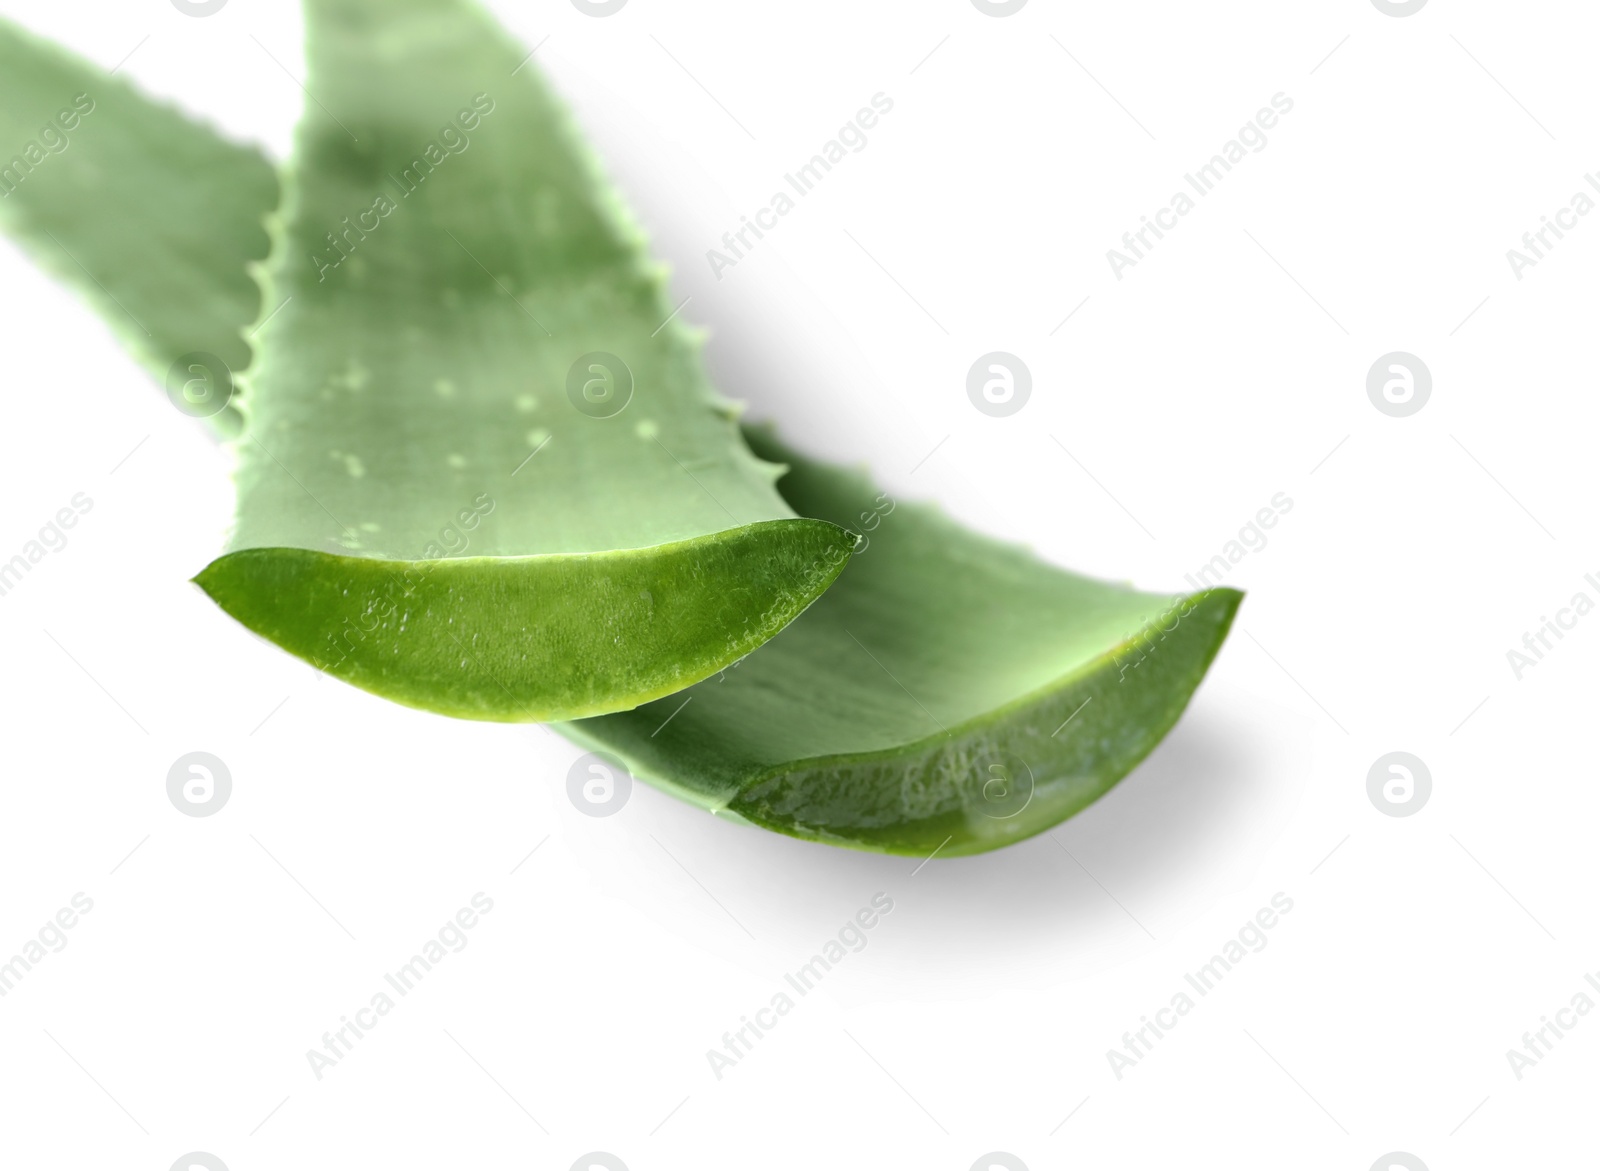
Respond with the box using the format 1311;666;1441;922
197;0;853;719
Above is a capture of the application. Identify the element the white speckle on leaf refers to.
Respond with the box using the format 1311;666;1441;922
331;361;369;392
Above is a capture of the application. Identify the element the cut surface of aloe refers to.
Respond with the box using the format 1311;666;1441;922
193;0;851;720
565;429;1242;855
0;3;1242;850
0;18;276;432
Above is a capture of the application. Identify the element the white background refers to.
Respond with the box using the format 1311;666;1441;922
0;1;1594;1168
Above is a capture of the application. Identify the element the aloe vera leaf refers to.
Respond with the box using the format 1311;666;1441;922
192;0;855;720
0;9;1242;837
0;17;276;433
0;7;850;720
562;428;1242;856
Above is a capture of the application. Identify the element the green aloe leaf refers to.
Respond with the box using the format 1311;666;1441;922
0;4;851;724
203;0;852;720
566;430;1241;856
0;17;276;433
0;2;1241;852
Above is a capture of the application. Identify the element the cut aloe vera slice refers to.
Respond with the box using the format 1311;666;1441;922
0;4;1241;849
563;429;1242;855
188;0;854;720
